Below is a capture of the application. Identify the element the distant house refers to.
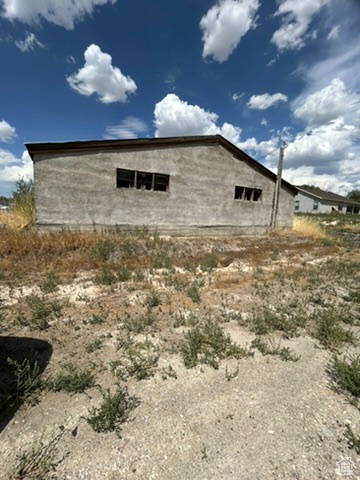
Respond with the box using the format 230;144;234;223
26;135;297;234
295;186;360;214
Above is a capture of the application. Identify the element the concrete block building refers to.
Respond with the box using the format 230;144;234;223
26;135;297;234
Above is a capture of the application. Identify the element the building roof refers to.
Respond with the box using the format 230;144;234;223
296;185;360;206
25;135;298;195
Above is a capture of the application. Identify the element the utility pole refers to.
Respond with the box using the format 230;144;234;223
270;142;286;230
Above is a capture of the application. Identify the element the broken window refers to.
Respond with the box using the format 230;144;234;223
116;168;169;192
234;186;262;202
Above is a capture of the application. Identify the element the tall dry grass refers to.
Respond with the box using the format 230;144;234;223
293;216;327;239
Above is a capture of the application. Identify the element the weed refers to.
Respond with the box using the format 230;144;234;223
201;444;208;461
344;290;360;304
144;291;161;309
86;384;139;437
293;216;327;239
20;295;62;330
11;430;64;480
330;355;360;398
313;311;356;350
345;425;360;454
160;365;178;380
251;337;300;362
250;306;306;338
173;310;200;328
91;239;115;261
94;266;117;285
186;282;201;303
200;253;218;272
46;363;95;393
181;318;250;369
85;338;103;353
117;267;131;282
86;313;106;325
12;178;35;225
0;358;43;411
123;312;155;334
152;252;173;270
39;271;59;293
115;340;159;381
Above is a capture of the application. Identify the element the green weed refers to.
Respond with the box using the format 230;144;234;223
181;318;250;369
46;363;95;393
86;384;139;437
345;425;360;454
313;311;356;350
39;272;59;293
186;282;201;303
330;355;360;398
91;239;115;261
94;266;117;285
251;337;300;362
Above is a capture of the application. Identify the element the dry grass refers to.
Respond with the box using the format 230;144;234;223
293;216;327;239
0;211;29;229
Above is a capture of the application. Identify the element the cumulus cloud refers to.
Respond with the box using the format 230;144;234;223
154;94;241;145
0;150;33;183
0;120;16;142
285;117;359;170
15;32;45;52
247;92;288;110
282;166;353;195
271;0;330;52
1;0;116;29
200;0;260;62
104;116;148;139
232;92;244;102
67;44;137;104
293;78;360;126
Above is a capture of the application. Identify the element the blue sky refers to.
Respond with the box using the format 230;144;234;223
0;0;359;197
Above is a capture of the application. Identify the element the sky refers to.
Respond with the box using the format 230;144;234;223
0;0;359;197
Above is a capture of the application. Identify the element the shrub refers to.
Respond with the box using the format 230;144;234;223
186;282;201;303
12;178;35;225
293;216;327;239
181;318;249;369
314;311;356;350
86;385;139;436
330;355;360;398
94;266;117;285
46;363;95;393
251;337;300;362
39;271;59;293
90;239;115;261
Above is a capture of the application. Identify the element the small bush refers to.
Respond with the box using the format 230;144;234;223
46;363;95;393
94;266;117;285
251;337;300;362
314;311;356;350
186;282;201;303
85;338;103;353
144;291;161;309
91;239;115;261
115;340;159;381
117;267;131;282
181;318;249;369
18;295;62;330
293;216;327;239
39;271;59;293
345;425;360;454
12;178;35;225
0;358;43;411
123;312;155;334
330;355;360;398
86;385;139;436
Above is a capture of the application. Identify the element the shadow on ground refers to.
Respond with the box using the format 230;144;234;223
0;336;52;432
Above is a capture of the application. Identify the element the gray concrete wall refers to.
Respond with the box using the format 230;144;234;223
34;143;295;234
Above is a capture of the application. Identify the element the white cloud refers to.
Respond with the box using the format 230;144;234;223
271;0;330;52
293;78;360;126
200;0;260;63
327;25;340;40
261;118;268;126
154;94;241;145
15;32;45;52
1;0;116;29
247;92;288;110
104;116;147;139
232;92;244;102
282;166;353;195
67;44;137;104
0;120;16;142
0;150;33;183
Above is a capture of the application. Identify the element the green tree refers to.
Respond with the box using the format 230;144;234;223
12;178;35;224
347;190;360;203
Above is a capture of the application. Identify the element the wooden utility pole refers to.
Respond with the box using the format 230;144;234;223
270;143;286;230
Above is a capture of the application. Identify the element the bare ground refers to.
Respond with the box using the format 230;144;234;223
0;230;359;480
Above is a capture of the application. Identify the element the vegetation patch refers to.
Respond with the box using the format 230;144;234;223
86;384;140;437
181;318;250;369
46;363;95;394
330;354;360;399
251;337;300;362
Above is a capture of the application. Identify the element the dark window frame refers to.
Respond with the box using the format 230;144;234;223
234;185;262;202
116;168;170;192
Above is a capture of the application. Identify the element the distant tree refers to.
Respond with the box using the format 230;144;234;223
12;178;35;224
0;196;11;206
347;190;360;203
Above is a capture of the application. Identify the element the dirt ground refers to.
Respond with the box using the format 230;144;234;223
0;229;359;480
